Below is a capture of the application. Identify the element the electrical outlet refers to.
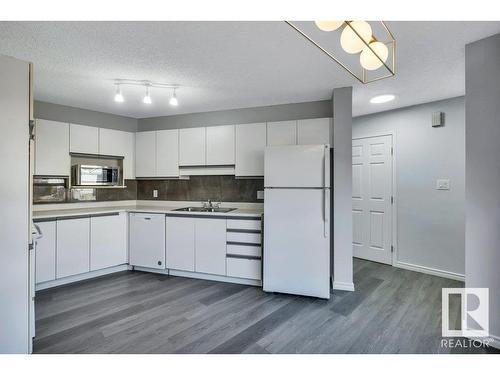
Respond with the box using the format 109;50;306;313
436;179;450;190
153;189;158;198
257;190;264;200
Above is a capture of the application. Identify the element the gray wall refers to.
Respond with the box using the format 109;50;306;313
353;97;465;278
138;100;332;131
465;33;500;345
332;87;354;291
34;100;138;132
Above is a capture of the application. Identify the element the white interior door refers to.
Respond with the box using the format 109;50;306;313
352;135;393;265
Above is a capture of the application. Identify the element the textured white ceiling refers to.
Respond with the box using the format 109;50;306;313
1;21;500;119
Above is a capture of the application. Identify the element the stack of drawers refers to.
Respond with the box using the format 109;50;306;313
226;216;262;280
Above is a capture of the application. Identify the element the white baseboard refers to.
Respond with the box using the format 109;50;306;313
132;266;262;287
170;269;262;286
394;261;465;282
36;264;129;291
332;280;355;292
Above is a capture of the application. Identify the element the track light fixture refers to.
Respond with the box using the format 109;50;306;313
112;79;180;106
169;88;178;106
143;85;152;104
114;84;124;103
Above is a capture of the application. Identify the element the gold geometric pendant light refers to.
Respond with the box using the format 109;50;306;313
285;21;396;84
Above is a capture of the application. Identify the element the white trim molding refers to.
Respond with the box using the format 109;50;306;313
332;280;355;292
394;260;465;282
36;264;128;291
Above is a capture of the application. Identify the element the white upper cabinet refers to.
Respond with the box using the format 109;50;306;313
267;120;297;146
99;128;135;180
156;129;179;177
206;125;235;165
70;124;99;154
135;131;156;178
179;127;206;166
235;123;267;177
35;119;70;176
297;118;332;146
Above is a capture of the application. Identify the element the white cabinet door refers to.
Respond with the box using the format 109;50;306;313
34;221;56;283
179;127;206;166
157;129;179;177
206;125;235;165
195;218;227;275
90;213;127;271
35;119;70;176
56;217;90;278
129;213;166;269
166;216;195;272
99;128;135;180
135;131;156;177
267;120;297;146
297;118;331;146
70;124;99;154
235;123;267;177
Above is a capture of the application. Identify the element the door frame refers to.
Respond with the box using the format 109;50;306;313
352;131;397;266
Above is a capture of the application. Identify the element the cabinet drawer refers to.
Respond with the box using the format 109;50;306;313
227;244;261;258
226;219;261;231
226;231;261;244
226;257;261;280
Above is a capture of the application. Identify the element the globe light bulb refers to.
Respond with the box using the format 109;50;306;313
314;20;344;32
340;21;372;54
360;41;389;70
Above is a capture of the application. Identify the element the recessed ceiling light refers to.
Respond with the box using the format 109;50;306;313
370;94;395;104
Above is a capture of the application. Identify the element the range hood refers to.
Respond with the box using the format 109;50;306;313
178;165;235;176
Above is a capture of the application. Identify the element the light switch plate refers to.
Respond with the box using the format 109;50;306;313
153;189;158;198
436;179;450;190
257;190;264;200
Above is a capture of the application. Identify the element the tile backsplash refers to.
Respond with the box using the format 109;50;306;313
137;176;264;203
33;176;263;204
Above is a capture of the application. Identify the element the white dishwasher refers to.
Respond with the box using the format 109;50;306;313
129;213;166;269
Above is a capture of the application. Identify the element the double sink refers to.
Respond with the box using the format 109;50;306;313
174;206;236;213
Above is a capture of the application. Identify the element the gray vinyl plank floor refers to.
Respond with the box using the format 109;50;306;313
33;259;499;354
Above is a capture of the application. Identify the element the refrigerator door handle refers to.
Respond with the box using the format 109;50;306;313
323;188;329;237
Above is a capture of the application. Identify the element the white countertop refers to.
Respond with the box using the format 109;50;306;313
33;201;263;220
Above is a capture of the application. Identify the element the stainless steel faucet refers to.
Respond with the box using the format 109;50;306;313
202;199;220;209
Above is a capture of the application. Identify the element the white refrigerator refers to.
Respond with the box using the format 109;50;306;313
263;144;331;299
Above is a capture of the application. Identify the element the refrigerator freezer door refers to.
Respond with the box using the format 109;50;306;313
263;188;330;299
264;144;330;188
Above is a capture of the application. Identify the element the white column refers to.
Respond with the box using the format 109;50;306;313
465;33;500;349
332;87;354;291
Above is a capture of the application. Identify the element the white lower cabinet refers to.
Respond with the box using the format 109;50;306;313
129;213;166;269
90;213;127;271
195;218;227;275
34;221;56;283
226;257;261;280
56;217;90;279
166;216;195;271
